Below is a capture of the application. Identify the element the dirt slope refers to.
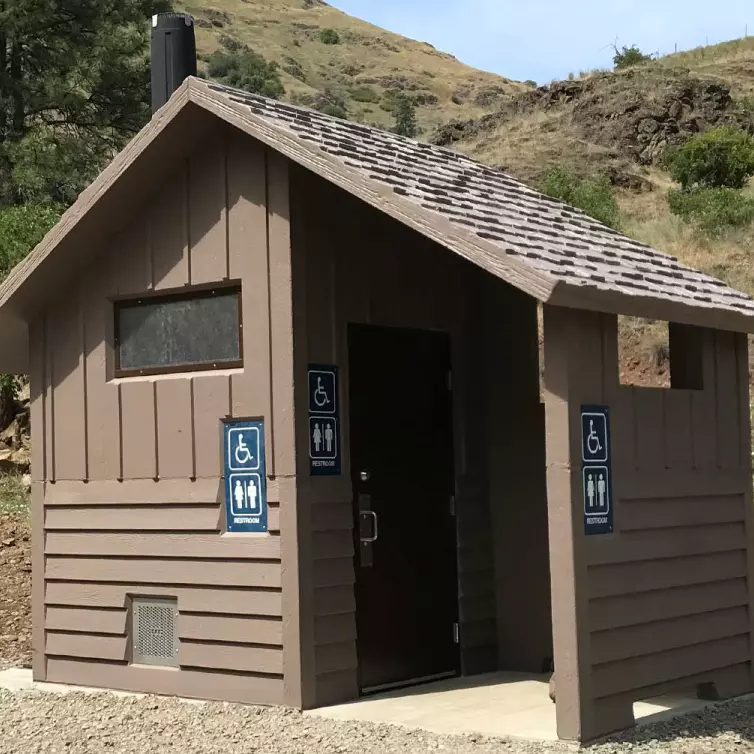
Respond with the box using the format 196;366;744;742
0;513;30;668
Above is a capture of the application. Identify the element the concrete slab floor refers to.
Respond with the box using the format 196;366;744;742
306;672;718;742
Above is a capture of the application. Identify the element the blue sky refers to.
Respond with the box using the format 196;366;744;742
328;0;754;83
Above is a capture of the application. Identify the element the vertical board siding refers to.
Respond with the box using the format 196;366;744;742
228;130;271;432
188;141;229;285
39;127;285;706
268;151;295;479
29;318;46;484
50;298;86;480
715;331;741;470
155;379;194;479
111;221;150;297
151;166;189;290
192;374;230;478
119;381;157;480
44;314;55;481
662;390;693;469
547;307;754;741
82;271;121;480
484;280;551;674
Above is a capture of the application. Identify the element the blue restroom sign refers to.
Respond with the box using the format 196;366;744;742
581;406;613;535
223;419;267;533
309;365;341;476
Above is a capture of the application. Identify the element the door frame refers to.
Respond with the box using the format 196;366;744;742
346;322;461;694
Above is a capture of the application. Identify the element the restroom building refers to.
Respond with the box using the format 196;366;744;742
0;15;753;743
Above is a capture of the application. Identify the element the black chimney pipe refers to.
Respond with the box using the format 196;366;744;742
150;12;197;114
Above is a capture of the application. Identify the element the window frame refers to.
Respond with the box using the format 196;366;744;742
113;284;243;378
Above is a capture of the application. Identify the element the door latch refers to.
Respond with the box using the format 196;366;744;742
360;510;379;543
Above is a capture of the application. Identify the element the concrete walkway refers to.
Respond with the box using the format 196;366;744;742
307;672;715;741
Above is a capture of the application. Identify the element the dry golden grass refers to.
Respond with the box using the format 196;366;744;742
450;104;626;184
177;0;524;133
659;37;754;96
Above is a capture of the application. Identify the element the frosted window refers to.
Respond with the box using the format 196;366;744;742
116;289;241;374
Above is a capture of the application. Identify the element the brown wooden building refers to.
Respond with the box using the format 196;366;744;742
1;72;754;742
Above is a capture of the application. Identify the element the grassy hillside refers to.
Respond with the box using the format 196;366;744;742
659;37;754;97
177;0;525;134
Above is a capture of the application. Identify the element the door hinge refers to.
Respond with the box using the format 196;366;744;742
453;622;460;644
449;495;456;516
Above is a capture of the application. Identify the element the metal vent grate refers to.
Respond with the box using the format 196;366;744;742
132;597;178;667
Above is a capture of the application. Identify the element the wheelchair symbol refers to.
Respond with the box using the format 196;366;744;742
227;426;260;471
586;420;602;456
313;377;330;409
235;434;253;465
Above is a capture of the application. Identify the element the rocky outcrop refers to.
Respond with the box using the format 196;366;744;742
432;68;754;178
0;383;30;479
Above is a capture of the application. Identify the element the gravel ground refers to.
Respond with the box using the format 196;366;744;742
2;689;754;754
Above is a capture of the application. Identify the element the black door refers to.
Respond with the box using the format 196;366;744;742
348;324;459;693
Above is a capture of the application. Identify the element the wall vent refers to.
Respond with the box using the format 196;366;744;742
131;597;179;667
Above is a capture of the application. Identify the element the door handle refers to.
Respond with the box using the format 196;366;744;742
361;511;379;543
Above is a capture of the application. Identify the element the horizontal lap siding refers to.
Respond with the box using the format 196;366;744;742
33;128;285;703
45;582;282;617
311;496;358;704
45;659;285;706
586;326;753;714
42;482;284;679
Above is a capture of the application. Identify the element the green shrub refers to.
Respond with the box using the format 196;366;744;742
351;86;379;103
613;45;653;69
379;96;397;112
320;103;348;119
539;167;620;229
0;203;62;280
319;28;340;45
207;49;284;99
664;126;754;190
315;89;348;120
668;187;754;234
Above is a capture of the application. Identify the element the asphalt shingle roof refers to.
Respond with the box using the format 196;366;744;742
204;80;754;325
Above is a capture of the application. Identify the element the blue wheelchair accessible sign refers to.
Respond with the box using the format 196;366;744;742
581;405;613;536
223;419;267;533
309;365;341;476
